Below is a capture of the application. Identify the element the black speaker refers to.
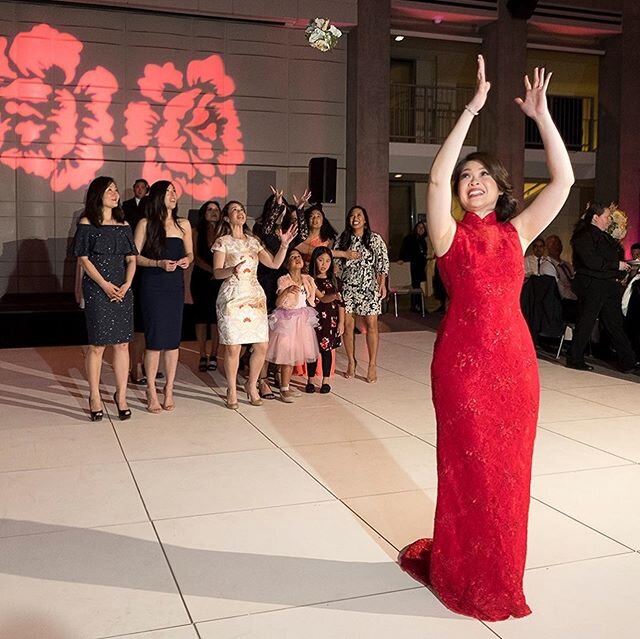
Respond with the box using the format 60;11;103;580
308;157;337;204
507;0;538;19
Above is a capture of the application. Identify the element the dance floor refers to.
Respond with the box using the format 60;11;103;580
1;330;639;638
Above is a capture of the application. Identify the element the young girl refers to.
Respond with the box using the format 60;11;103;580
306;246;345;394
266;248;320;402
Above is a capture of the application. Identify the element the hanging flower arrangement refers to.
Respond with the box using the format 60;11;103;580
305;18;342;52
607;203;628;241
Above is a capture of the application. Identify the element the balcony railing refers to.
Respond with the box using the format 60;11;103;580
390;83;597;151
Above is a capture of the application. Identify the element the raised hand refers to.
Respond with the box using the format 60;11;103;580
270;185;284;206
467;54;491;114
278;221;298;247
515;67;551;121
293;188;312;209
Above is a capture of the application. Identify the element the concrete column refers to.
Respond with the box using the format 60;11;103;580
346;0;390;240
596;0;640;247
480;1;527;206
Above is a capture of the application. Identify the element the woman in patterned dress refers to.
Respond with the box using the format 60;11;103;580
336;205;390;383
212;200;298;409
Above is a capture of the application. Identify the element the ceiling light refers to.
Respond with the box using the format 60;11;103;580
433;16;443;25
394;35;405;42
394;173;403;178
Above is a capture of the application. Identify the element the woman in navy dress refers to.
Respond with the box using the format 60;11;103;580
134;181;193;413
72;176;137;421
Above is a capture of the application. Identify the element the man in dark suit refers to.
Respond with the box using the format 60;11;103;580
121;179;149;231
568;203;637;372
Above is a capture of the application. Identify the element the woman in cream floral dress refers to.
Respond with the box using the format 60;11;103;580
212;200;297;409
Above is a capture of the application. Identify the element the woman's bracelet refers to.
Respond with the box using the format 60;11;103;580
464;104;479;117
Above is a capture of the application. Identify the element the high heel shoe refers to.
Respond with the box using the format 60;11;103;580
146;390;163;414
89;397;103;422
344;358;357;379
225;390;239;410
162;386;175;411
244;382;263;406
113;392;132;421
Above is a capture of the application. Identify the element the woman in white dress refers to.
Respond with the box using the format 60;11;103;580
212;200;297;408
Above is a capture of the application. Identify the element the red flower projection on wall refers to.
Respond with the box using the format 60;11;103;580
123;55;244;200
0;24;116;191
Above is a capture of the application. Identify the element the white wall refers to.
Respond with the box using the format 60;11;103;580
0;2;349;296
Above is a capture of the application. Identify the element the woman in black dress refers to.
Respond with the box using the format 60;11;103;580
134;181;193;413
72;176;137;421
191;200;222;372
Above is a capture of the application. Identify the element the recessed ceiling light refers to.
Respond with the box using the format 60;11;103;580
433;16;443;24
394;173;403;178
394;35;405;42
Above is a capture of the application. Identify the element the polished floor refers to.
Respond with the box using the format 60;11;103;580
0;331;639;638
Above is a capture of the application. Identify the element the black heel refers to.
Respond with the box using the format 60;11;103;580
90;409;103;422
113;392;132;421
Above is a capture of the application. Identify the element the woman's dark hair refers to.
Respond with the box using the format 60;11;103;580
83;176;124;226
452;152;518;222
305;204;337;243
413;221;427;236
337;205;373;253
214;200;251;240
571;202;609;242
309;245;339;290
196;200;221;258
143;181;182;259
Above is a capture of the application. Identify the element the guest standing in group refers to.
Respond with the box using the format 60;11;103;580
72;176;137;421
399;221;429;311
121;178;149;230
212;200;297;409
134;181;193;413
266;248;321;402
295;205;361;267
398;56;574;620
306;246;345;394
336;205;389;383
191;200;222;372
567;203;636;372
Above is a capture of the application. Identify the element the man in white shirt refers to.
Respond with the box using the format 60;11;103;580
524;237;557;279
546;234;577;301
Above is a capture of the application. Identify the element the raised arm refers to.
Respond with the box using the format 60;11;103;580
511;68;575;247
427;55;491;256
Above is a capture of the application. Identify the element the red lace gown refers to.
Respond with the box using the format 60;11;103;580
399;211;539;621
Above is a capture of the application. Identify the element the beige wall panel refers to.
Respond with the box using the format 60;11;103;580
17;216;55;241
288;114;345;156
224;54;290;98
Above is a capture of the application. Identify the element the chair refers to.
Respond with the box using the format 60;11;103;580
388;261;425;317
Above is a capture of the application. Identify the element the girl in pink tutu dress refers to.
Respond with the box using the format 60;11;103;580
266;248;321;402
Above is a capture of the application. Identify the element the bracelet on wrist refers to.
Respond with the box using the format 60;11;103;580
464;104;479;117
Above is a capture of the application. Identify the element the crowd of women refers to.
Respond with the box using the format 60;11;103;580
72;179;389;420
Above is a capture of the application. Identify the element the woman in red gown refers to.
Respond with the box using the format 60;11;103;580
398;57;574;620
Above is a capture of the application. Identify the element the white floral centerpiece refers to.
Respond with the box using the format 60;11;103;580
607;203;628;241
305;18;342;52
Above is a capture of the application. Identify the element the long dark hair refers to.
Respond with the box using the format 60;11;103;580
83;176;124;226
196;200;221;259
143;181;182;259
337;205;373;252
571;202;609;243
452;152;518;222
309;245;339;290
214;200;251;241
306;204;337;243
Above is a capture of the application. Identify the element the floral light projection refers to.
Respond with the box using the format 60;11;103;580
0;24;244;197
123;55;244;199
0;24;117;191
